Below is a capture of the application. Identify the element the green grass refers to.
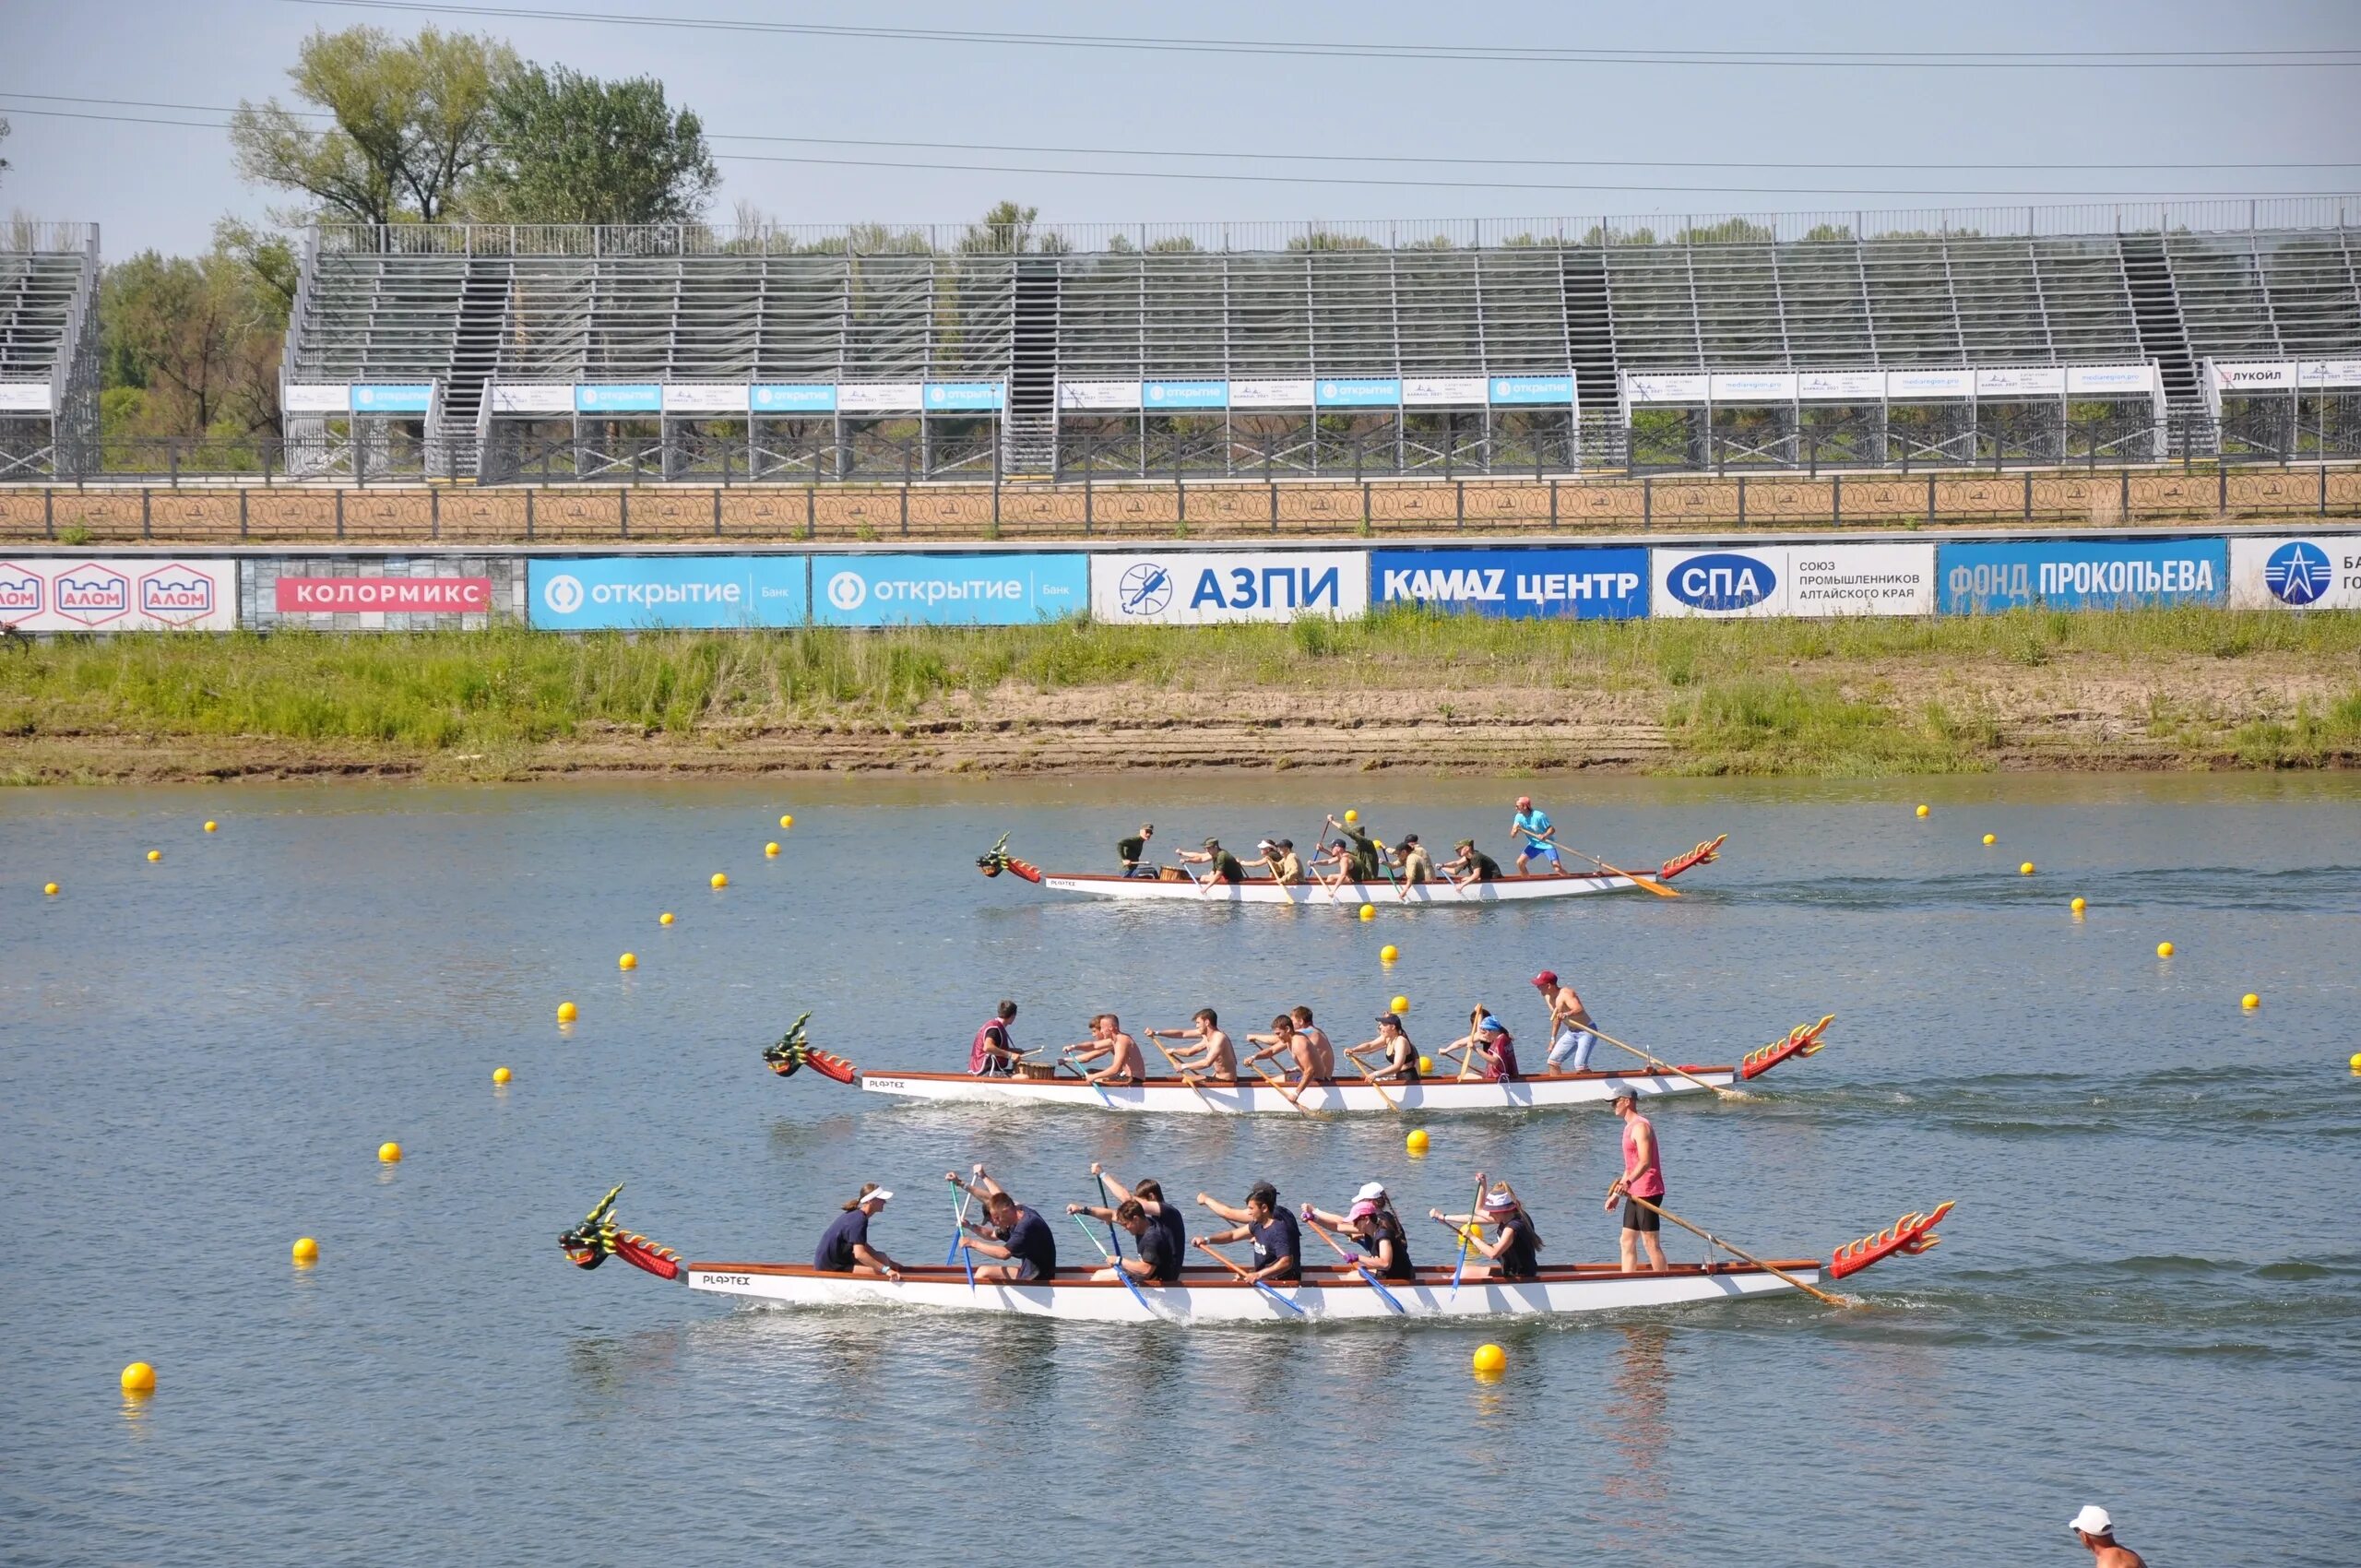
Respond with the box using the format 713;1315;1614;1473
1;605;2355;775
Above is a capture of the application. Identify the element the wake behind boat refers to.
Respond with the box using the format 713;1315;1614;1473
763;1015;1832;1114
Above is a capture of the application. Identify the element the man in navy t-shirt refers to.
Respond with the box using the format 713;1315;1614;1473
949;1165;1058;1281
1193;1180;1302;1282
1071;1167;1186;1284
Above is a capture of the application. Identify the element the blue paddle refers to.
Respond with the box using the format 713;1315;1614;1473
1091;1172;1161;1314
1069;1212;1157;1316
946;1176;975;1291
945;1180;975;1265
1192;1238;1309;1317
1302;1211;1406;1315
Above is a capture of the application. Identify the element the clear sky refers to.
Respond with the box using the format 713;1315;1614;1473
3;0;2359;256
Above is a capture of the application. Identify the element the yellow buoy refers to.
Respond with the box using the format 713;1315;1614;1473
377;1141;402;1164
146;849;162;862
1380;944;1399;964
710;873;729;889
658;911;674;926
1358;904;1375;922
1343;809;1358;825
2241;992;2260;1010
492;1065;512;1085
2157;941;2175;958
203;821;218;833
1406;1128;1430;1157
120;1361;157;1394
618;952;637;970
779;814;794;829
1417;1054;1434;1075
1391;995;1410;1015
765;841;780;858
1983;834;1997;846
556;1001;578;1024
1915;804;1929;817
291;1236;319;1265
2349;1052;2361;1072
42;882;59;896
2020;861;2035;876
1472;1343;1507;1376
2070;897;2086;914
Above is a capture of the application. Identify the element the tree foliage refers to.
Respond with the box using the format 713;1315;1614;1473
100;245;286;437
230;26;516;224
468;65;717;225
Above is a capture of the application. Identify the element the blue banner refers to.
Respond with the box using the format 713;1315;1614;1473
924;382;1005;411
528;556;810;629
752;384;837;414
1373;547;1649;620
1144;380;1228;410
1488;376;1576;406
1939;538;2228;612
1315;378;1402;408
813;553;1088;626
350;384;433;414
575;384;663;414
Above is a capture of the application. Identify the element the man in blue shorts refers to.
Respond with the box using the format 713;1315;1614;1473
1510;795;1563;874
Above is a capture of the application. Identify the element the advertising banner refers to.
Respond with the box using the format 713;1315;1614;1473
1797;370;1884;401
280;383;350;415
752;384;837;414
488;384;574;415
1403;376;1487;407
1708;372;1797;403
243;555;526;630
528;556;810;629
2065;363;2157;397
1230;379;1314;410
351;384;433;415
1372;547;1647;620
924;382;1004;411
839;383;925;413
575;384;661;415
2207;361;2295;394
0;557;236;631
1885;369;1973;399
1489;375;1575;406
1975;366;2065;398
663;383;750;414
1651;544;1938;619
0;381;53;413
813;553;1087;626
1938;538;2227;612
2297;360;2361;389
1090;550;1368;624
1315;378;1401;408
1144;380;1228;410
2228;536;2361;611
1622;372;1709;405
1062;381;1142;411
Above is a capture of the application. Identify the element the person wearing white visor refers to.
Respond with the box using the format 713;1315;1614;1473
813;1182;904;1282
1300;1182;1414;1282
2068;1506;2146;1567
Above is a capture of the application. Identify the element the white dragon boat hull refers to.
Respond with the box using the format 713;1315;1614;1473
857;1067;1737;1113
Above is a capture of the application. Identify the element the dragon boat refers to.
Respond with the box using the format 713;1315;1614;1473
975;833;1727;906
762;1013;1832;1115
561;1184;1955;1323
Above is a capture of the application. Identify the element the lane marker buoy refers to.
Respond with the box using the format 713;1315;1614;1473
120;1362;156;1394
1406;1128;1430;1157
711;873;729;889
291;1237;319;1265
492;1065;513;1085
556;1001;578;1024
377;1141;403;1164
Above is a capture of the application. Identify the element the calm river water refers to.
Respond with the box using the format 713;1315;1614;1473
3;774;2357;1567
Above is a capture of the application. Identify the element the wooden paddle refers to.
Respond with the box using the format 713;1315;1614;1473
1300;1211;1406;1314
1583;1023;1743;1100
1562;843;1681;897
1448;1170;1487;1293
1243;1053;1317;1117
1619;1194;1846;1308
1347;1051;1400;1111
1147;1036;1220;1111
1192;1238;1308;1316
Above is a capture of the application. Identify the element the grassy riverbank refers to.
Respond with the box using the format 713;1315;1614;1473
5;607;2358;781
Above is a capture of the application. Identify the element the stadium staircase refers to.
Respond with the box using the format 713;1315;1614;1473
1560;247;1626;469
1003;259;1059;478
435;261;512;481
2117;233;2208;456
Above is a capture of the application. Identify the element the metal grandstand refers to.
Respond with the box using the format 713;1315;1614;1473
277;197;2361;484
0;221;101;481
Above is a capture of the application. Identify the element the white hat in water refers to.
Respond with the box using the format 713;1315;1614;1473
2067;1506;2113;1538
1354;1182;1388;1203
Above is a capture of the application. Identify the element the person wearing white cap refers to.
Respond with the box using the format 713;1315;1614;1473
2068;1506;2145;1567
813;1182;903;1282
1302;1182;1415;1281
1430;1182;1541;1281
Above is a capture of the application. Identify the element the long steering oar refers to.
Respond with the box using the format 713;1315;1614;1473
1583;1024;1744;1101
1448;1171;1487;1294
1562;843;1681;898
946;1176;977;1291
1621;1194;1846;1308
1301;1213;1406;1314
1069;1212;1158;1315
1192;1239;1308;1316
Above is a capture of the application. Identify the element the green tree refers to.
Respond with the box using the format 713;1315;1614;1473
230;26;516;224
101;247;284;437
468;65;717;225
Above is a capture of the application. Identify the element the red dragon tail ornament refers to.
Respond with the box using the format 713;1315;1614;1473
559;1184;682;1281
1738;1014;1833;1081
762;1012;859;1084
1826;1200;1956;1281
1658;833;1728;882
975;832;1044;884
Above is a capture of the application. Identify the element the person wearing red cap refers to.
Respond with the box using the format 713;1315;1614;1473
1534;970;1601;1075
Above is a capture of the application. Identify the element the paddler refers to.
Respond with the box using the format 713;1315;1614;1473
1532;969;1601;1075
813;1182;904;1282
1603;1090;1669;1273
1391;833;1435;884
967;999;1022;1076
1176;837;1247;885
2069;1506;2147;1568
1147;1008;1237;1080
1324;814;1384;883
1064;1012;1145;1085
1288;1006;1336;1079
1117;823;1154;876
1193;1180;1302;1283
1443;1005;1520;1080
948;1164;1058;1282
1068;1165;1185;1283
1302;1182;1414;1282
1347;1010;1419;1082
1430;1182;1541;1281
1510;795;1564;874
1242;1013;1321;1098
1267;838;1307;884
1440;837;1501;885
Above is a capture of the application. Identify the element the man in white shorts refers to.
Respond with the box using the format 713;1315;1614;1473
1534;968;1600;1075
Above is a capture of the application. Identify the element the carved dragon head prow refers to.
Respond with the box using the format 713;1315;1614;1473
762;1011;860;1084
1659;833;1728;882
558;1183;682;1280
975;832;1043;883
1738;1014;1833;1080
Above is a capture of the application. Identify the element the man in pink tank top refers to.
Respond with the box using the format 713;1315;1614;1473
1604;1090;1668;1272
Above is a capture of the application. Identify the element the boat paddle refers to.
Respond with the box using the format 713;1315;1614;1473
1581;1025;1745;1101
1347;1051;1400;1111
1054;1050;1119;1108
1068;1211;1158;1316
945;1175;977;1291
1243;1054;1317;1117
1561;843;1680;897
1191;1238;1309;1317
1447;1170;1487;1294
1093;1171;1160;1314
1300;1211;1407;1314
1147;1037;1220;1110
1617;1194;1846;1308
